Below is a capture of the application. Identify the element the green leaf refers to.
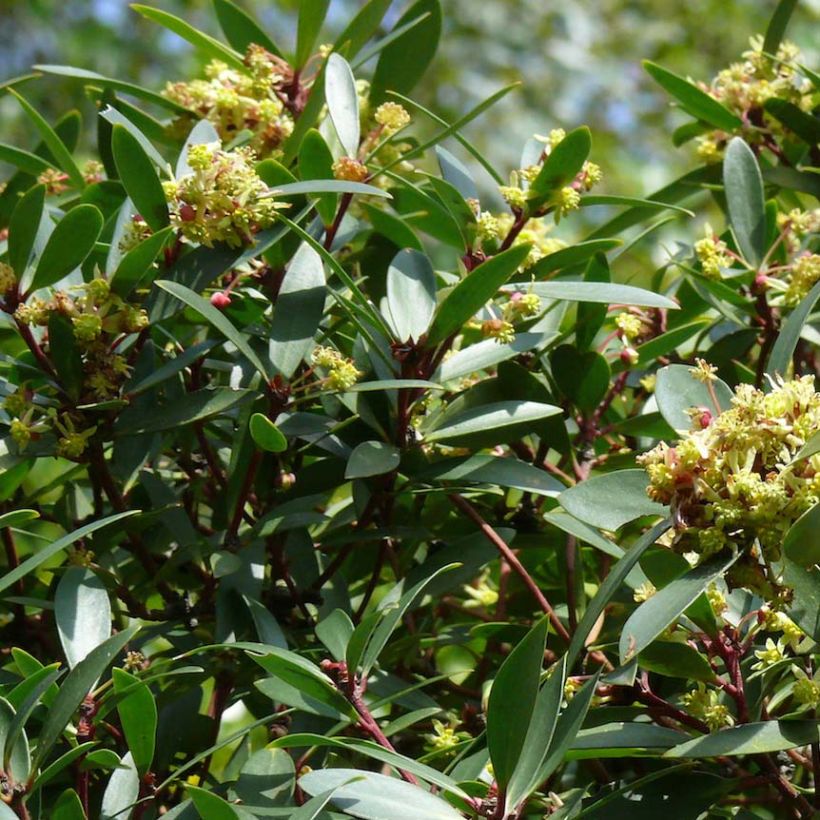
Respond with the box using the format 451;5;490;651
334;0;392;58
437;332;555;383
325;53;360;155
100;106;166;168
386;249;437;343
115;387;250;435
567;522;672;666
275;179;391;199
213;0;281;55
783;504;820;567
29;742;98;794
249;413;288;453
580;195;694;217
529;126;591;199
269;242;326;378
300;769;464;820
100;752;139;820
0;511;139;595
32;204;104;291
425;400;562;446
504;656;567;812
131;5;245;69
188;785;241;819
792;431;820;465
111;124;169;232
428;244;531;344
8;183;46;277
370;0;442;105
33;624;140;770
767;280;820;379
291;787;342;820
419;454;564;498
113;668;156;776
763;0;799;54
248;646;358;721
110;226;174;297
654;363;734;431
0;510;38;530
52;789;85;820
345;441;401;479
666;720;819;758
315;609;354;661
47;313;84;401
558;470;666;532
234;747;295;808
155;280;270;379
550;345;610;411
0;698;31;782
55;567;112;670
296;2;330;66
620;554;737;664
723;137;766;267
8;90;85;189
638;641;716;682
763;98;820;145
783;559;820;641
487;617;548;789
570;723;687;759
296;130;338;226
0;143;54;177
618;319;710;370
524;279;678;309
643;62;742;131
34;64;192;115
436;146;478;201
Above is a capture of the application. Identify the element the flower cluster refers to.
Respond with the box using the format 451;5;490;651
163;143;282;247
311;346;361;391
696;37;816;162
639;373;820;582
163;46;295;157
682;684;734;731
694;224;733;280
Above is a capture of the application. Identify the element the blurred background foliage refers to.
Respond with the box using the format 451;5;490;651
2;0;819;261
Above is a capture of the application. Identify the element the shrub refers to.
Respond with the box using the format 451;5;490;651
0;1;818;818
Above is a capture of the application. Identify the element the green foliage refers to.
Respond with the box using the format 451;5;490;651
0;2;818;819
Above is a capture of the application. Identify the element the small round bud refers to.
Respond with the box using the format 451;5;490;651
210;292;232;309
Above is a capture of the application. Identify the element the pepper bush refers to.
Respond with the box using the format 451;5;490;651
0;1;819;818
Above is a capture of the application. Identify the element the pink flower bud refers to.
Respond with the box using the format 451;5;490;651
210;291;231;309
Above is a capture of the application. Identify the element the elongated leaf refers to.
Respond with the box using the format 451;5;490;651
113;668;156;776
334;0;392;58
8;184;46;277
32;204;104;291
567;520;671;666
504;656;567;812
425;400;562;445
325;53;360;155
111;124;169;232
100;106;166;168
155;280;270;379
0;511;139;595
386;249;437;343
558;469;666;532
269;242;326;378
213;0;281;55
523;280;677;309
370;0;442;105
249;646;358;720
525;239;621;278
763;0;799;54
346;441;400;479
428;244;531;344
300;769;464;820
0;143;54;177
764;98;820;145
437;332;555;383
249;413;287;453
273;179;390;198
55;567;112;670
126;340;220;396
655;363;734;431
643;62;742;131
132;5;244;69
100;752;139;820
35;64;192;115
723;137;766;267
767;280;820;378
783;504;820;567
9;90;85;188
291;787;342;820
529;126;591;198
47;313;83;400
0;697;31;782
487;617;548;789
580;195;694;217
33;624;140;770
666;720;818;758
620;553;737;663
110;226;173;297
